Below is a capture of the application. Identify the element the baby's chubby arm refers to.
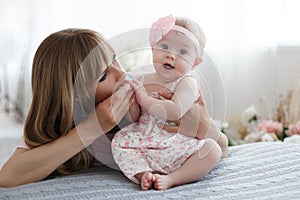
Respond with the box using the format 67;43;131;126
129;77;198;121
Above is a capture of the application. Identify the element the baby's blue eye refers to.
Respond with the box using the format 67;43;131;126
180;49;187;55
161;44;168;49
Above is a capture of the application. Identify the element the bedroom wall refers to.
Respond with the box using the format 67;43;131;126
276;44;300;96
1;0;300;124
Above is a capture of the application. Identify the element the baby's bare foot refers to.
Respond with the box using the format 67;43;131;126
141;172;155;190
153;174;173;190
221;147;229;158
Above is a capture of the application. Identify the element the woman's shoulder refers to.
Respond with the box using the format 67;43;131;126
17;136;30;149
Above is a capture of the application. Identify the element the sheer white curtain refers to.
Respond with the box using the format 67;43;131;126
2;0;300;122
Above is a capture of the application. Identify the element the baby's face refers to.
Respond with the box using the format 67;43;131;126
152;30;198;81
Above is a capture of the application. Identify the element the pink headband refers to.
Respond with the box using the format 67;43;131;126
149;15;202;56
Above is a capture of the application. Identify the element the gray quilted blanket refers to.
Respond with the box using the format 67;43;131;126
1;142;300;200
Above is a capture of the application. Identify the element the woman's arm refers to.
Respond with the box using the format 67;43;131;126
0;84;134;188
0;127;86;188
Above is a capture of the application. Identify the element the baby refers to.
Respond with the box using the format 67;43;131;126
112;15;222;190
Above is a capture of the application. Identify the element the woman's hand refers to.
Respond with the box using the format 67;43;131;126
126;92;141;123
160;92;220;141
158;90;204;137
160;90;229;157
82;83;134;141
159;90;212;139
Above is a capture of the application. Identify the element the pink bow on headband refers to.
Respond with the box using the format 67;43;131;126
149;15;175;46
149;15;202;56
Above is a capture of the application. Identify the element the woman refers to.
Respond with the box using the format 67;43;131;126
0;28;225;188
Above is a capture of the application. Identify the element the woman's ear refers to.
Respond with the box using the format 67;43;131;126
193;57;203;68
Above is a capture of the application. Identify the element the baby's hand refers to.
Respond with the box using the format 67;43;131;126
129;79;148;104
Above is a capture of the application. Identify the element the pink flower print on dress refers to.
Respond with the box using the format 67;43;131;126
124;140;130;147
147;138;154;143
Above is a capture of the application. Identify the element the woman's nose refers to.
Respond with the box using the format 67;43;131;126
111;65;125;80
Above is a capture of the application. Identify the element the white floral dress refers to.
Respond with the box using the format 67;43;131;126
111;75;205;184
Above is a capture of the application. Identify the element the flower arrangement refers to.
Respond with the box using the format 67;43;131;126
243;118;284;143
237;82;300;144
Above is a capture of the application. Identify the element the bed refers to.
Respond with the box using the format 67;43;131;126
1;142;300;200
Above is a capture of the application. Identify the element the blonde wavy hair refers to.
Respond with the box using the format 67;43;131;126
175;16;206;53
24;28;115;174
